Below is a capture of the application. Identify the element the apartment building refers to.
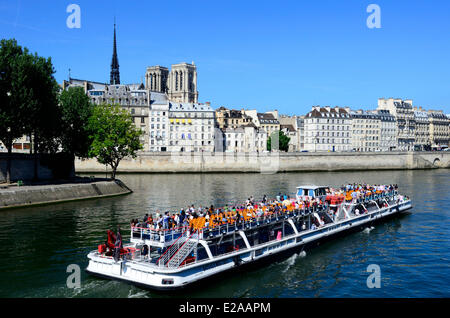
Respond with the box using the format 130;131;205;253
377;98;416;151
304;106;352;152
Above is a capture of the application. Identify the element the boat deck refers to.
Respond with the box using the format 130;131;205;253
91;193;408;272
129;190;399;248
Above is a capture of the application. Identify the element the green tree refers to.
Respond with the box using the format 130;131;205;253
58;86;94;159
88;103;143;179
22;51;61;180
24;54;61;156
267;130;290;152
0;39;26;183
0;38;60;182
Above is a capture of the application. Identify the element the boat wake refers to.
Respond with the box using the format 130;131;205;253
128;288;149;298
283;251;307;272
363;226;375;234
68;279;112;298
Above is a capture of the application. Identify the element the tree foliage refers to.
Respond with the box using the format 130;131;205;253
0;39;29;152
23;53;61;154
58;86;94;158
267;130;290;152
88;104;143;179
0;38;60;182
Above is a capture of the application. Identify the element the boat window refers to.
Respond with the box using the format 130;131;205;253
315;188;327;196
309;189;315;197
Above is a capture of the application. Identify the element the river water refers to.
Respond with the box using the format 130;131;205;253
0;170;449;298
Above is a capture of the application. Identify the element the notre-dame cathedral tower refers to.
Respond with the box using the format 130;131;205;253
145;62;198;103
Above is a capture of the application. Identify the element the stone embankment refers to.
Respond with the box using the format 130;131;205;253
75;151;450;174
0;179;131;210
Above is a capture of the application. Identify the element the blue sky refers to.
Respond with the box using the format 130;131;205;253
1;0;450;115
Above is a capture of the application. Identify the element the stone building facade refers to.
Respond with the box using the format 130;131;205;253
304;106;352;152
413;107;430;151
148;92;170;152
167;102;215;152
351;110;381;152
280;124;298;152
242;110;280;137
279;115;302;152
428;110;449;148
377;98;416;151
373;109;397;152
221;124;267;153
214;107;253;129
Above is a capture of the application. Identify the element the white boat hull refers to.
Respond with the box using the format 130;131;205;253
86;200;412;290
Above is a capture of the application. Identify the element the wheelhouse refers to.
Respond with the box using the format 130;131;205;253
296;185;328;201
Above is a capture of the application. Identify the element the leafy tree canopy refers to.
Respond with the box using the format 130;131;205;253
88;103;143;179
59;86;94;158
0;38;60;182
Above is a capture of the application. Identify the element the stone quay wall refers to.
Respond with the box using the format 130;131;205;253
75;152;450;174
0;153;74;183
0;180;131;210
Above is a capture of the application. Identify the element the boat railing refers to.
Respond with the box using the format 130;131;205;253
157;228;193;267
130;225;188;244
129;191;398;243
352;190;397;204
200;208;321;239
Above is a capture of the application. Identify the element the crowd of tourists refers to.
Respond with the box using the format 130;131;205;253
130;184;403;234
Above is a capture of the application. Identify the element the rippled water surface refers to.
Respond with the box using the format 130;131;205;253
0;170;449;297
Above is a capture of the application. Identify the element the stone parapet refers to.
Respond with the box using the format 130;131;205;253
75;152;450;174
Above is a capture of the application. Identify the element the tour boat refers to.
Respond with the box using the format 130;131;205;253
86;185;412;290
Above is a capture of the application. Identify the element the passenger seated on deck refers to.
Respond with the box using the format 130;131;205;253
141;245;149;258
320;216;325;226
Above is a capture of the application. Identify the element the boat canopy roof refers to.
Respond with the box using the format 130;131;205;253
296;185;329;198
296;185;328;190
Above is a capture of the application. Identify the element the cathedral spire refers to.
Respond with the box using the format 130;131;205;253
110;20;120;85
